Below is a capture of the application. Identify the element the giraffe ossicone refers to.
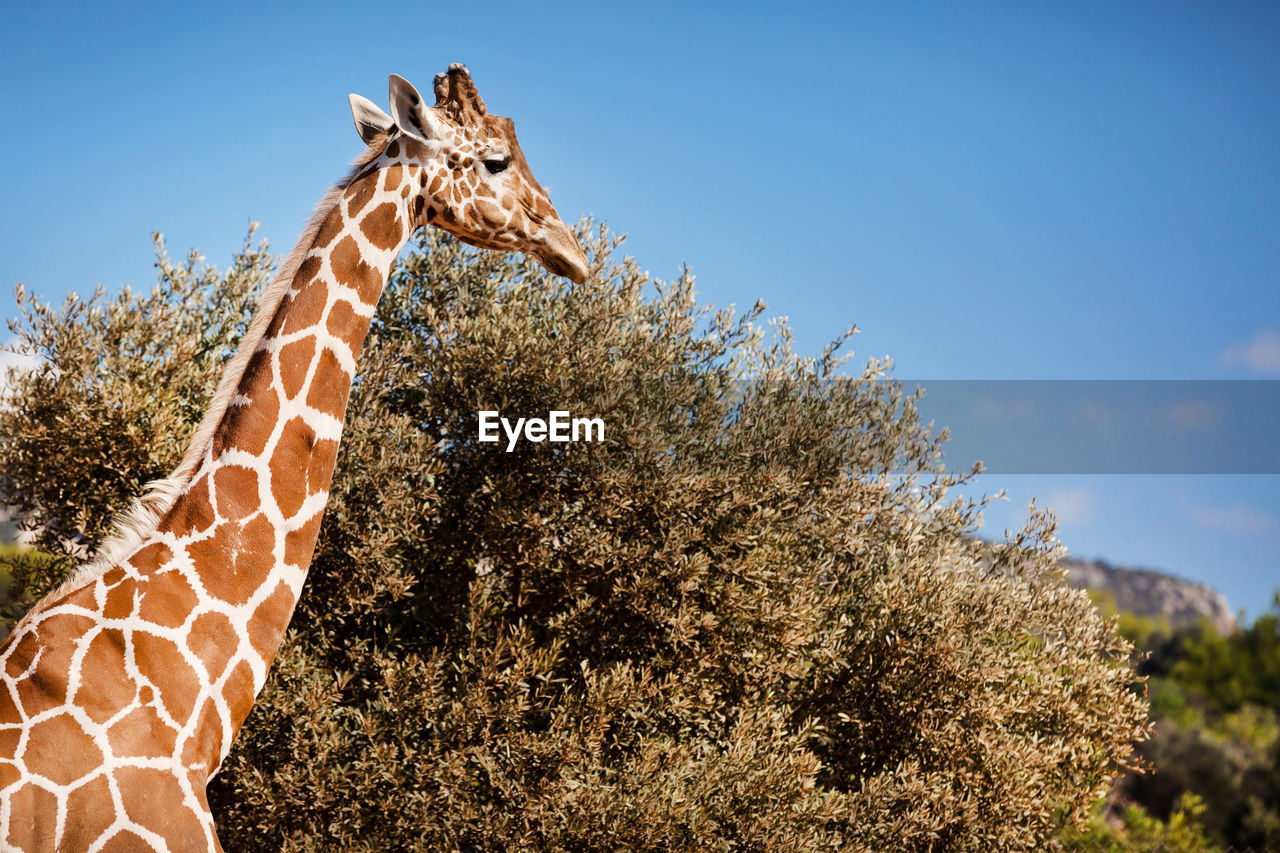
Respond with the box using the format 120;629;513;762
0;66;586;852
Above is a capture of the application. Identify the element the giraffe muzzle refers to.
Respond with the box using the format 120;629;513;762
538;226;590;284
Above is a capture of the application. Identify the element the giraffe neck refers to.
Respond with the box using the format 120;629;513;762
126;156;418;759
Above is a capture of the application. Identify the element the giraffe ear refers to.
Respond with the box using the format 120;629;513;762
348;94;394;144
388;74;448;143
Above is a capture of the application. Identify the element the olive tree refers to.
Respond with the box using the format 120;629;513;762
0;223;1148;851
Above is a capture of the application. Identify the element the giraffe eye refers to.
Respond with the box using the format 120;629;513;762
483;157;511;174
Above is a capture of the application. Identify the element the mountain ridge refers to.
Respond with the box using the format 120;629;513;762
1060;555;1235;635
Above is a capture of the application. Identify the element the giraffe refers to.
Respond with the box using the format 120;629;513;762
0;65;588;852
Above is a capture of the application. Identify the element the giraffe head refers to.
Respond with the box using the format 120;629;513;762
349;65;589;284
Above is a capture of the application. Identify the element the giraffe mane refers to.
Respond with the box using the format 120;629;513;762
43;133;393;605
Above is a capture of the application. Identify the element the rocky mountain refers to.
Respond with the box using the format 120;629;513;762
1061;556;1235;635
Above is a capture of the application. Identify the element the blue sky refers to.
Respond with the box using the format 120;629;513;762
1;2;1277;617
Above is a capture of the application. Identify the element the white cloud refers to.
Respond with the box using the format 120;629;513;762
1160;400;1221;435
0;344;39;397
1219;330;1280;376
971;395;1036;423
1041;487;1096;526
1069;398;1117;433
1192;501;1277;535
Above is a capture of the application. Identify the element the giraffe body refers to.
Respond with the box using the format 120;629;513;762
0;66;586;852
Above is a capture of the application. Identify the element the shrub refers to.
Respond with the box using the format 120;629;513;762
1058;792;1224;853
1172;595;1280;714
1116;604;1280;851
0;224;1147;851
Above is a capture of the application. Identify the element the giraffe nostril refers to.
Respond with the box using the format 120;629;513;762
537;239;589;284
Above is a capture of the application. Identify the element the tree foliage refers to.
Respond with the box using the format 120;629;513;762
0;224;1148;851
1110;599;1280;851
1169;595;1280;714
1058;792;1223;853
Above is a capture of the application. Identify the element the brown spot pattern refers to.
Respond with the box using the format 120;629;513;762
181;698;223;770
13;616;94;715
294;255;321;286
281;278;328;337
308;439;341;497
360;202;403;251
285;512;324;568
189;612;236;682
222;661;256;730
214;351;278;459
15;673;59;719
382;164;402;191
100;830;154;853
277;335;316;399
159;473;215;536
214;464;259;521
187;516;275;607
137;573;198;629
345;178;377;219
0;728;19;761
248;582;294;659
313;207;345;249
5;783;57;850
133;632;199;723
116;766;207;851
330;236;382;303
62;775;115;853
107;704;176;758
23;714;101;785
265;257;319;339
325;299;371;353
78;629;135;724
270;418;316;518
304;349;351;420
3;633;36;680
102;571;136;621
128;542;173;574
